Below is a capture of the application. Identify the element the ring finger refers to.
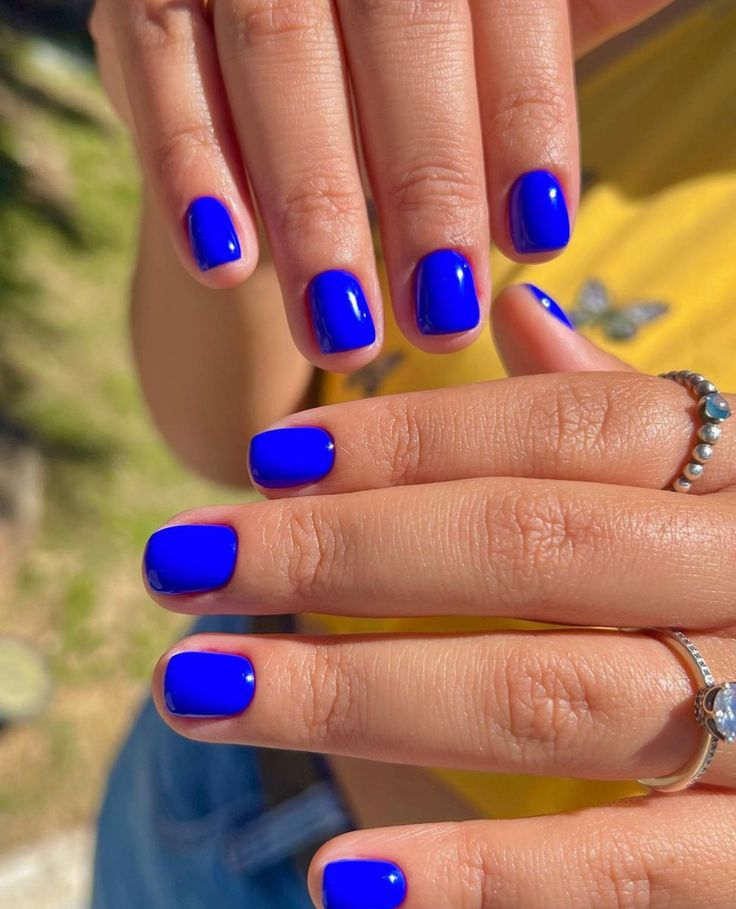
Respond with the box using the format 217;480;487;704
152;628;736;788
334;0;490;350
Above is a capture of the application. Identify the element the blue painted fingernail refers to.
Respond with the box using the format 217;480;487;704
249;427;335;489
164;651;255;717
308;270;376;354
524;283;575;330
509;170;570;254
415;249;480;335
323;860;407;909
145;524;238;595
187;196;241;271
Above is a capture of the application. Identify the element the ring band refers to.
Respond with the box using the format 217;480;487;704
637;629;734;792
659;370;731;492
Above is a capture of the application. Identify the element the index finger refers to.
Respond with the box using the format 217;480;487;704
247;370;736;497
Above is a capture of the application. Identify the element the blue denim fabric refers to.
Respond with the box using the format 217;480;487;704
92;615;352;909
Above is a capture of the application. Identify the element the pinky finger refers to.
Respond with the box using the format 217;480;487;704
114;0;259;287
310;790;736;909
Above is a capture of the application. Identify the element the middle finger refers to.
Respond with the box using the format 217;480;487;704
143;477;736;628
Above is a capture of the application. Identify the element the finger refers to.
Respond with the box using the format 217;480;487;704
142;479;736;628
333;0;489;352
492;284;637;375
471;0;578;261
211;0;382;371
152;628;736;788
246;370;736;496
112;0;259;287
571;0;677;57
309;791;736;909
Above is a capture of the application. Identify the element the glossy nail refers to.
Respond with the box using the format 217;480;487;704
508;170;570;254
524;283;575;330
415;249;480;335
323;860;407;909
145;524;238;595
187;196;241;271
249;427;335;489
164;651;255;717
308;271;376;354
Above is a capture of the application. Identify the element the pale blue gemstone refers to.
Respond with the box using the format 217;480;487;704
702;393;731;422
714;685;736;743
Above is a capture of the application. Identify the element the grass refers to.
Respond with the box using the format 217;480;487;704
0;30;241;850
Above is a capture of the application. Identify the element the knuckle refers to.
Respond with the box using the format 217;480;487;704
229;0;325;49
585;833;661;909
491;485;602;592
154;123;215;185
389;153;484;224
277;501;343;603
486;78;569;138
491;643;598;765
126;0;201;53
276;173;366;241
372;397;429;487
301;644;358;749
353;0;462;27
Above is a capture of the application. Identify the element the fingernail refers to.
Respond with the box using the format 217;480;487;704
308;271;376;354
187;196;242;271
164;651;255;717
415;249;480;335
144;524;238;595
524;283;575;330
323;860;407;909
249;427;335;489
509;170;570;254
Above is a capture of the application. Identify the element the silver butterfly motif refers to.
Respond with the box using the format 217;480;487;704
569;279;669;341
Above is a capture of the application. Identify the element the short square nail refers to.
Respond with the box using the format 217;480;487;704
164;651;255;717
323;860;407;909
144;524;237;595
524;283;575;330
249;427;335;489
308;270;376;354
508;170;570;254
187;196;242;271
415;249;480;335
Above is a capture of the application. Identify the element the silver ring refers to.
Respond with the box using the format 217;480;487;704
637;629;734;792
659;370;731;492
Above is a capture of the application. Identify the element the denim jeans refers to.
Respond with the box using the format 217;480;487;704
91;615;352;908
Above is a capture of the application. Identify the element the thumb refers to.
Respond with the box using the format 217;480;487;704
491;284;637;377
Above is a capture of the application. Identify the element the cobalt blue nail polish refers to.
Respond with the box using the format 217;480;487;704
145;524;238;595
323;860;407;909
187;196;242;271
508;170;570;254
164;651;255;717
415;249;480;335
308;271;376;354
249;427;335;489
524;283;575;330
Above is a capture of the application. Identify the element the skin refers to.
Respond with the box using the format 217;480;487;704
90;0;679;376
88;1;732;902
145;288;736;906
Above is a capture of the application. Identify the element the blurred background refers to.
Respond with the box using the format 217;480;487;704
0;3;235;905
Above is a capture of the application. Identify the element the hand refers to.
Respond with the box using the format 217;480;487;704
141;285;736;907
90;0;674;371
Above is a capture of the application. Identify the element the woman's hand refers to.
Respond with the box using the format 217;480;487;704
90;0;675;371
141;285;736;907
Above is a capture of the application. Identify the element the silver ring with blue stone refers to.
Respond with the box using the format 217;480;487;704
659;370;732;492
637;629;732;792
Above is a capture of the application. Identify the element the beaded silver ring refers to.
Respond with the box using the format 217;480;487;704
637;629;735;792
659;370;731;492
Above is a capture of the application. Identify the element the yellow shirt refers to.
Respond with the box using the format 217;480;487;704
316;4;736;818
